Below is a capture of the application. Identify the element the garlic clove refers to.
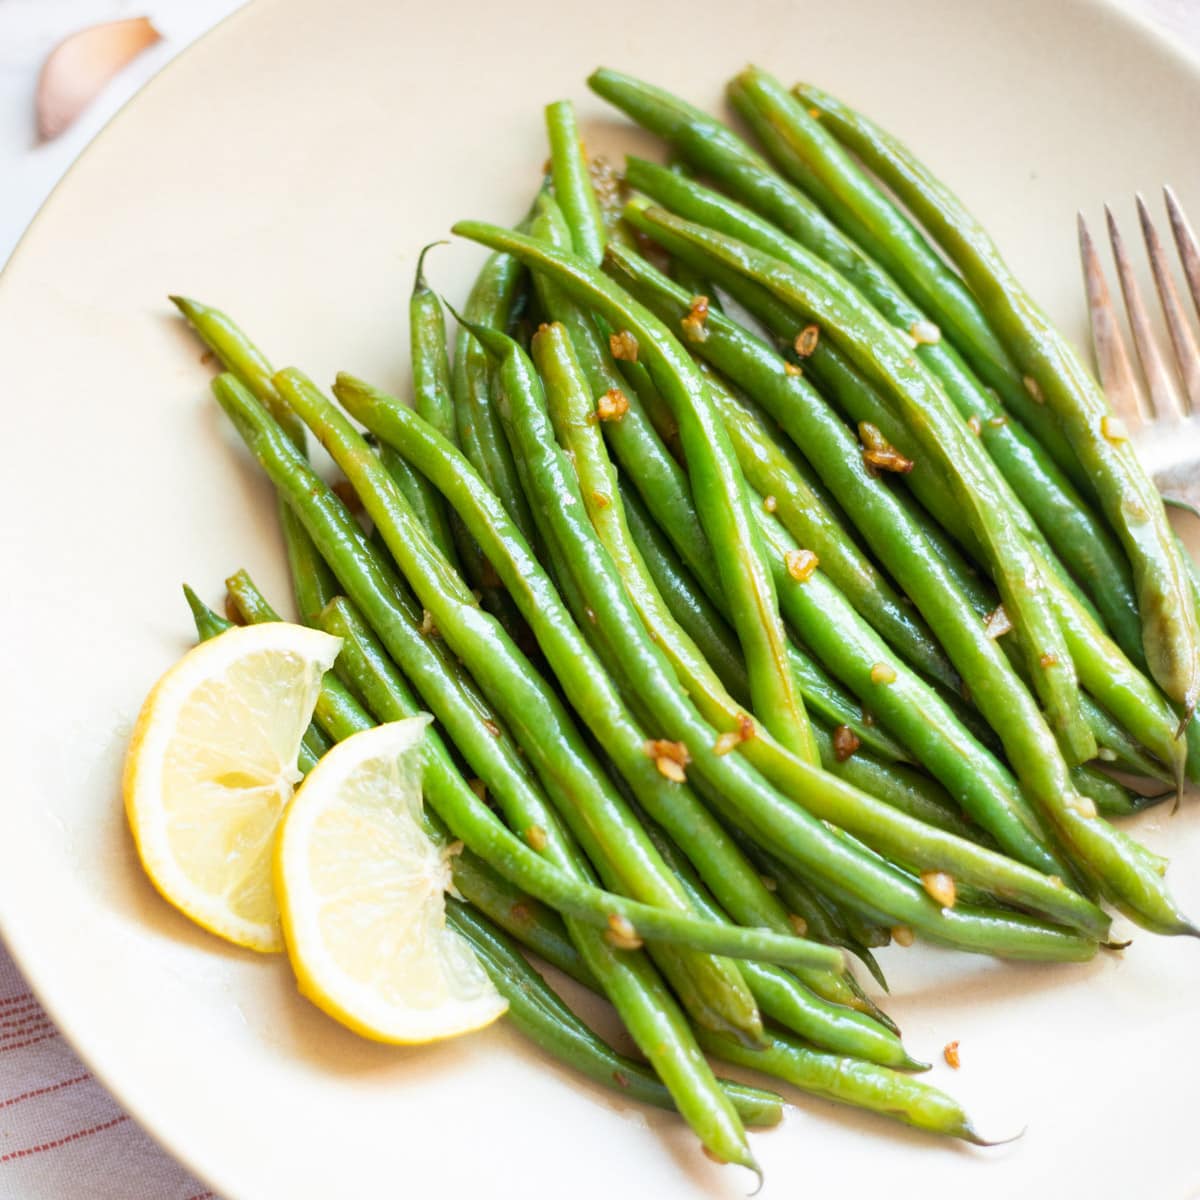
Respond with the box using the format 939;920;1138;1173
36;17;162;143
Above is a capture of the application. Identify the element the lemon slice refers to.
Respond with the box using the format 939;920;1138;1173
275;718;507;1044
124;622;341;953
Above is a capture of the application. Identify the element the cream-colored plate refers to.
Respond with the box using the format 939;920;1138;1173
2;1;1198;1197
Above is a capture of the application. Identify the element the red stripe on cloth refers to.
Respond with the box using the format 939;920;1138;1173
0;1114;130;1163
0;1017;55;1043
0;1001;44;1026
0;1009;52;1031
0;1029;60;1053
0;991;33;1010
0;1072;92;1110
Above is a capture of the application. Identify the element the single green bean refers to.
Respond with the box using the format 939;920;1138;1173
169;295;338;623
698;1028;989;1143
546;100;607;267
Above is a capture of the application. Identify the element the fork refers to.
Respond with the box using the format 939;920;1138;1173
1078;187;1200;514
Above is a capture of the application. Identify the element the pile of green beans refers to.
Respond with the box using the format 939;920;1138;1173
168;67;1200;1180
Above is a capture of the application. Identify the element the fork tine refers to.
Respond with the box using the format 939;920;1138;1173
1137;194;1200;415
1106;203;1187;420
1078;211;1146;426
1164;185;1200;324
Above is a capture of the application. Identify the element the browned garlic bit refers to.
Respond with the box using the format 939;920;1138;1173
967;414;982;436
1023;375;1044;403
785;548;819;582
644;738;691;782
944;1041;961;1069
858;422;914;475
984;604;1013;640
595;388;629;422
419;609;440;638
759;875;778;893
784;361;804;377
920;870;958;908
870;662;897;685
762;494;778;513
609;329;639;363
832;724;861;762
713;713;755;756
909;320;941;345
605;913;643;951
891;924;915;947
1039;653;1059;668
788;913;809;936
592;490;611;510
793;324;821;358
482;718;502;739
525;825;548;852
681;295;711;342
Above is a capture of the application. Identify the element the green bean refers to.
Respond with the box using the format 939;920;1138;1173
606;241;1068;879
629;203;1096;768
545;100;607;266
211;372;848;971
281;369;769;1046
795;83;1200;722
445;900;784;1128
169;296;338;624
455;238;820;770
698;1028;990;1143
452;248;538;547
376;441;458;569
410;242;458;445
611;221;1194;932
635;810;921;1069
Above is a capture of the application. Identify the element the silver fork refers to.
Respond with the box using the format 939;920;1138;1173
1078;186;1200;513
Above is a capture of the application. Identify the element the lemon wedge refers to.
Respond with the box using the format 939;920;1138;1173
123;622;341;952
275;718;507;1044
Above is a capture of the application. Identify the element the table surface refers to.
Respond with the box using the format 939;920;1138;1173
0;1;1196;1196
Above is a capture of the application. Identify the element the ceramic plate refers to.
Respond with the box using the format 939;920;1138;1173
2;1;1199;1196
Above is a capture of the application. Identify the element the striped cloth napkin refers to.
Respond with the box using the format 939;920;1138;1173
0;939;215;1199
